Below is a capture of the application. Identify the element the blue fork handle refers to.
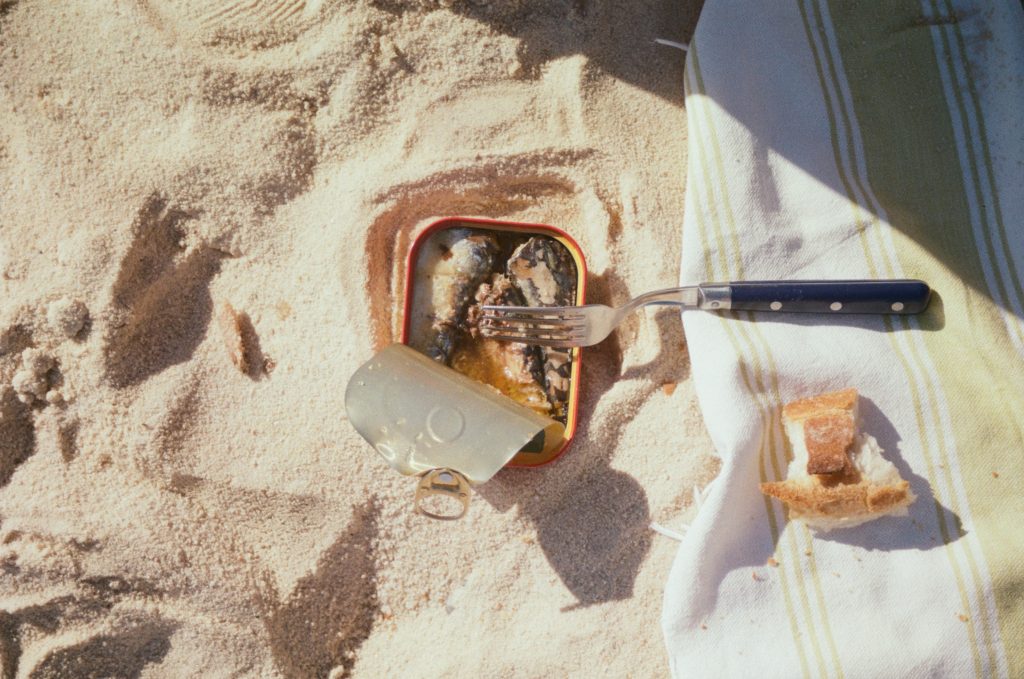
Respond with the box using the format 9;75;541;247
723;279;931;314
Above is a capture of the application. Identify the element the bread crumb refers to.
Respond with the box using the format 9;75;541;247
751;571;763;582
992;471;999;478
661;382;677;396
766;557;779;567
957;613;969;623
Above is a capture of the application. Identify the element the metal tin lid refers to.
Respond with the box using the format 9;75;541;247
345;344;564;486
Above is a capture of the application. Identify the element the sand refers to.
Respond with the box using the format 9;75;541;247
0;1;716;676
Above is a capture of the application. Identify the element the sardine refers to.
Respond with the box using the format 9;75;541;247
458;275;551;416
507;237;577;419
409;229;498;363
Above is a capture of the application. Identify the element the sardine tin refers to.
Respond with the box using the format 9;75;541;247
345;343;563;482
401;216;586;467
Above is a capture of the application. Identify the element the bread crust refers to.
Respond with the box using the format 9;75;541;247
760;478;911;519
782;387;858;422
784;388;858;476
803;412;855;475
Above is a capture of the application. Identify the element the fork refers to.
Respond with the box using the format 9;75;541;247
479;279;932;348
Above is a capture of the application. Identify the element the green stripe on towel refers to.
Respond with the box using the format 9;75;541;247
825;1;1024;675
796;2;989;676
685;51;818;679
689;42;846;679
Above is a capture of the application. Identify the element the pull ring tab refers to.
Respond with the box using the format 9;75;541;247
415;468;472;520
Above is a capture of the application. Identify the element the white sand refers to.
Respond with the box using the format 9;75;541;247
0;1;716;676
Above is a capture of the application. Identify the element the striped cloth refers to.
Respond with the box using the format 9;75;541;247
661;2;1023;678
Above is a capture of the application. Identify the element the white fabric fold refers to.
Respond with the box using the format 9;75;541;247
662;1;1024;677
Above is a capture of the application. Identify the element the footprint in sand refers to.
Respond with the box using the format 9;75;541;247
0;386;35;488
20;619;175;679
0;573;172;679
103;194;223;389
259;499;379;679
139;0;335;52
1;324;38;487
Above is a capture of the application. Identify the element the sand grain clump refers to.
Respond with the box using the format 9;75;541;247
11;349;56;405
46;298;89;339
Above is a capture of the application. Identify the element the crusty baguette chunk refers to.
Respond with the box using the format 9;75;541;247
761;389;915;531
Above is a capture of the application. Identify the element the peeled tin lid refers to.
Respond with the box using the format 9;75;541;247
345;344;564;516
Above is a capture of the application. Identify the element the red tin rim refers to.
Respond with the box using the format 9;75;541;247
400;216;587;468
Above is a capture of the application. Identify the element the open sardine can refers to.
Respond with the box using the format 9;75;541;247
344;216;586;519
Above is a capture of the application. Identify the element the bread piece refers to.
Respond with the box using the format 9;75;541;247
761;388;915;531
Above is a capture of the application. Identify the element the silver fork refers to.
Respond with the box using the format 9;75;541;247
479;279;932;348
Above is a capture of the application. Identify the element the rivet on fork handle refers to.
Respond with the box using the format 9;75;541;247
697;284;732;310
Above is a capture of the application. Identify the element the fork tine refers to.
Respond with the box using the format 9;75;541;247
480;305;587;321
479;323;588;340
481;332;583;348
482;312;583;322
481;318;584;332
479;326;586;339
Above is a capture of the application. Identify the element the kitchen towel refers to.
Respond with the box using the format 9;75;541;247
662;1;1024;677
